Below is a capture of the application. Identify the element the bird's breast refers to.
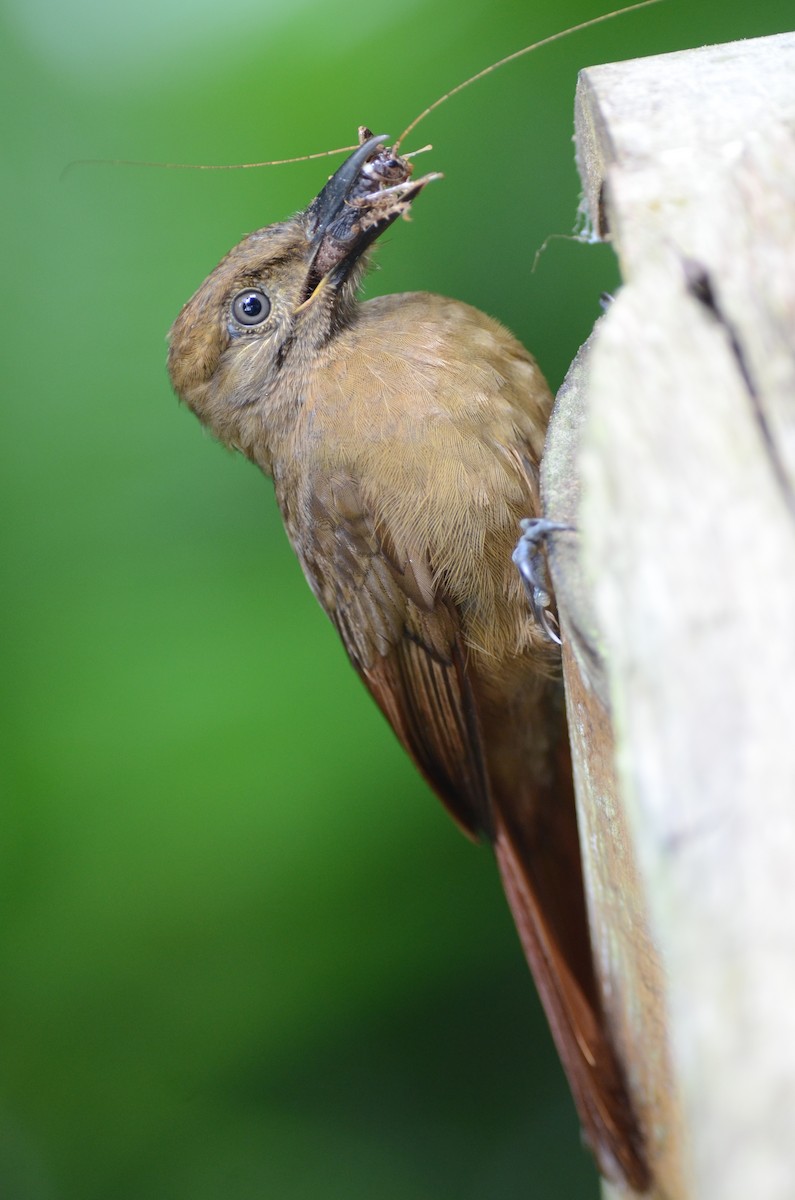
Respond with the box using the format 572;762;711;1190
273;292;554;670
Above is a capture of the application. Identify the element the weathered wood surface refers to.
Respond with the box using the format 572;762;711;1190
542;32;795;1200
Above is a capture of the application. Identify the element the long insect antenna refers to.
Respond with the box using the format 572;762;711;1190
61;143;361;179
66;1;663;180
394;0;665;151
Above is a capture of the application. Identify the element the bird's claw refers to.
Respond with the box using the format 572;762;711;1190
512;518;574;646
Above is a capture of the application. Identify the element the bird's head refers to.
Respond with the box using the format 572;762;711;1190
167;132;438;456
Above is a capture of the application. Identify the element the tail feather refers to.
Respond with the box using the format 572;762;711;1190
494;815;650;1192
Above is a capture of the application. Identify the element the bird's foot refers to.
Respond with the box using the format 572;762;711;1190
512;518;574;646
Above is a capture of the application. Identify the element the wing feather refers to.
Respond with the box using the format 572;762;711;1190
303;472;491;838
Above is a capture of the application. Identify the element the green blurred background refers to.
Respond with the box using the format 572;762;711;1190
2;0;791;1196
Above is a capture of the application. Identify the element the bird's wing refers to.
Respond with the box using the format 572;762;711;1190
299;469;650;1192
302;469;492;840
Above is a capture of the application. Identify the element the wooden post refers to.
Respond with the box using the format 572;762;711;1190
542;33;795;1200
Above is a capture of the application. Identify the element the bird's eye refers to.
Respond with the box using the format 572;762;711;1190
231;289;271;326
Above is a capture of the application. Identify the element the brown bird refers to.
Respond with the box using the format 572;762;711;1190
167;132;648;1191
